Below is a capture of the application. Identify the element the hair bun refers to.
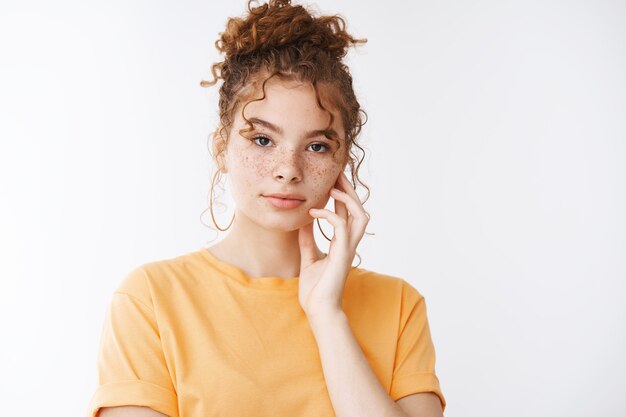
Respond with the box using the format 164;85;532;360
215;0;366;62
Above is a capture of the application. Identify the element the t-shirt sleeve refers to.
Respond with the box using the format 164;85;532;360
389;280;446;412
86;267;179;417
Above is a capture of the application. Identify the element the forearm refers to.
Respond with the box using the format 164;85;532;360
307;309;408;417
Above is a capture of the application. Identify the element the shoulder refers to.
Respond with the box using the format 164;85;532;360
113;248;205;305
348;266;423;293
342;267;429;337
345;266;425;306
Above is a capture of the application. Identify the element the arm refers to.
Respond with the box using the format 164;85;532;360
87;277;179;417
98;406;169;417
396;393;444;417
299;174;444;416
308;310;443;417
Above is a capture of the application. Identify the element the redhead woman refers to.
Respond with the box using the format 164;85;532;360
87;1;446;416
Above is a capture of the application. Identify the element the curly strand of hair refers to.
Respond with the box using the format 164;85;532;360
238;72;275;139
309;79;341;154
200;61;223;87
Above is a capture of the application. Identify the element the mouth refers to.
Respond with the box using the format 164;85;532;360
262;195;306;210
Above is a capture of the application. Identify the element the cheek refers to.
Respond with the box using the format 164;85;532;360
230;147;272;192
242;146;275;176
304;158;344;202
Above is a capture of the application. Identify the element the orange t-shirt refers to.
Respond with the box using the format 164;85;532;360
86;247;446;417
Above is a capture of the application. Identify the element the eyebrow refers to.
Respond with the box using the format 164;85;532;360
248;117;340;141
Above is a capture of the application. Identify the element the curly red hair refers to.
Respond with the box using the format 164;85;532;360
200;0;370;227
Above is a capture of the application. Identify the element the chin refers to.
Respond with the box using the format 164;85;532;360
257;212;312;232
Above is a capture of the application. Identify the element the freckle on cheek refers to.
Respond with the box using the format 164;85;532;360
255;160;270;175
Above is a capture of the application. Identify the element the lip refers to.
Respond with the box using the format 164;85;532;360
264;193;306;200
262;194;306;209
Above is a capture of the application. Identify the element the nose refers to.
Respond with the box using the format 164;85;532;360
273;149;303;183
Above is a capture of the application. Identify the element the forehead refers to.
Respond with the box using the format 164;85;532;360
236;78;345;138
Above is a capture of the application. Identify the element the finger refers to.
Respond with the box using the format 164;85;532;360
332;188;349;221
331;187;353;232
309;208;349;251
336;174;368;217
298;221;318;269
337;173;369;222
329;188;369;249
332;186;362;213
337;172;361;203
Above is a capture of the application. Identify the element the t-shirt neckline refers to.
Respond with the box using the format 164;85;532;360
197;246;301;291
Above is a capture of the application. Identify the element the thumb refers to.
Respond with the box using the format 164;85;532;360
298;220;318;270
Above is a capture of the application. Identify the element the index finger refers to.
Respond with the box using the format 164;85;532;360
338;172;361;204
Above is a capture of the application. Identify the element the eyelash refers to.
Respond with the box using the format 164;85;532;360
251;135;330;153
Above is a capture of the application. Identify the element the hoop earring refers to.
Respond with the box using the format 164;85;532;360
316;217;332;241
209;170;235;232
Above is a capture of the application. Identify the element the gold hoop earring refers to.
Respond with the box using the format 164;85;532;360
316;217;332;241
209;170;235;232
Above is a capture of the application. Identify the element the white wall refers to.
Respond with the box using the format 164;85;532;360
1;0;624;416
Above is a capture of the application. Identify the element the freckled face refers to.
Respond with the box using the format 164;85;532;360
222;78;346;232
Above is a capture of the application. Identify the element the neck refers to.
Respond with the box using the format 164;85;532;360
208;210;324;279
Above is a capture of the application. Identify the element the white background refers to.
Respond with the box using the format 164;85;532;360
1;0;624;416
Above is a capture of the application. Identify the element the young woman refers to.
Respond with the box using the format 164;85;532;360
87;1;446;416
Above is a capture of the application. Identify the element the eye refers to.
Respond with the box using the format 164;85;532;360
251;135;273;147
251;135;330;153
308;142;330;153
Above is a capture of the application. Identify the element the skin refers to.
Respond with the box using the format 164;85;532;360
208;76;350;282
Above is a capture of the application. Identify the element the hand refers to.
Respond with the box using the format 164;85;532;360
297;171;370;319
